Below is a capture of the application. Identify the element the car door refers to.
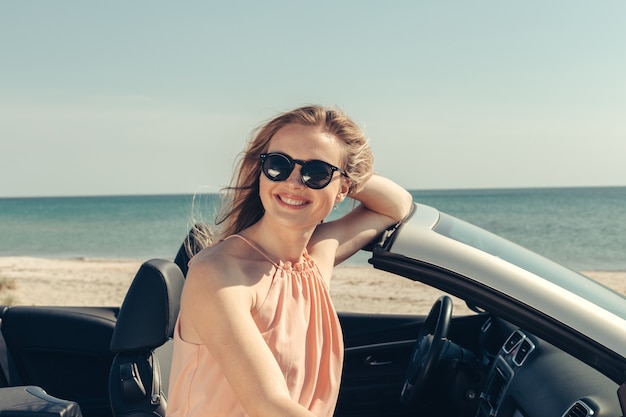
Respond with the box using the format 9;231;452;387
1;305;117;417
335;312;419;417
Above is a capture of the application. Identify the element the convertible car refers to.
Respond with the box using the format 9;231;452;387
1;202;625;417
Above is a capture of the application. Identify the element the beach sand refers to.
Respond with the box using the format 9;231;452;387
1;257;624;315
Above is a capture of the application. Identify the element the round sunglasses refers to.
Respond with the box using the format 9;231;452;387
259;152;348;190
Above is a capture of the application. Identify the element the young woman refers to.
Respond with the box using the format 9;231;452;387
167;105;413;417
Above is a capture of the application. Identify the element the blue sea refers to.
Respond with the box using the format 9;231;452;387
0;187;624;271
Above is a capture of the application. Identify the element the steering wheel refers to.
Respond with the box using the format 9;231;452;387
400;295;453;404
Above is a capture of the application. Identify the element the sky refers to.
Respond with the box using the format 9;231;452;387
1;1;625;197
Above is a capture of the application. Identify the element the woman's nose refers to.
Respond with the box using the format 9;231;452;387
285;164;305;187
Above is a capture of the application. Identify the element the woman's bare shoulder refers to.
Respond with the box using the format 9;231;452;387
179;241;260;344
181;240;255;314
186;237;275;291
187;240;242;286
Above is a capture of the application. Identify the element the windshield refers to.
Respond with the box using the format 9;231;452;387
434;213;626;320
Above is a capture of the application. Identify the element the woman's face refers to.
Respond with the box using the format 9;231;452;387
258;123;350;230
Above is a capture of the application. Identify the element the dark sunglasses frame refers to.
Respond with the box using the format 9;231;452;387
259;152;348;190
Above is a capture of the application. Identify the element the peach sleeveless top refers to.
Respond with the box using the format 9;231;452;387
166;235;344;417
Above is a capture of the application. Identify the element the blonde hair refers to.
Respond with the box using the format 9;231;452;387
212;105;374;240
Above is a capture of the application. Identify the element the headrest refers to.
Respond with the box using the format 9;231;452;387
173;223;213;276
110;259;185;353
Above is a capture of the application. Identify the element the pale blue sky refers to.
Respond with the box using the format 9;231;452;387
2;1;625;197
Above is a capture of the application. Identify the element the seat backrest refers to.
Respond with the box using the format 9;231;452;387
109;259;184;417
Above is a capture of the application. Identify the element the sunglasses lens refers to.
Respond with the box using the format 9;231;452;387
262;154;292;181
301;161;333;189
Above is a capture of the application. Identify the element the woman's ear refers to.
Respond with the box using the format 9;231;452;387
336;177;351;203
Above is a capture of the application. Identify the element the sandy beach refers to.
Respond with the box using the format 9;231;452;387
1;257;624;315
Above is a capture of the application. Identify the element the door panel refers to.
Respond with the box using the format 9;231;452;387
1;306;118;417
336;313;422;417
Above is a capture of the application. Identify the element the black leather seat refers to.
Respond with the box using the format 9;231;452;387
108;259;184;417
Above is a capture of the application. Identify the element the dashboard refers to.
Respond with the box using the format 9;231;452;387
475;318;622;417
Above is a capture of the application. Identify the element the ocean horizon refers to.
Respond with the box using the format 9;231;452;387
1;186;624;271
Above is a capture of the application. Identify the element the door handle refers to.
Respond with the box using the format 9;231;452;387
364;355;392;366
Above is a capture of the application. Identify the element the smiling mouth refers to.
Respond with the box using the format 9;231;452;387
278;195;308;207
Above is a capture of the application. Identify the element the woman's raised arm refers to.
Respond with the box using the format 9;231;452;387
312;174;413;267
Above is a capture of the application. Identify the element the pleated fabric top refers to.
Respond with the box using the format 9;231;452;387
167;235;344;417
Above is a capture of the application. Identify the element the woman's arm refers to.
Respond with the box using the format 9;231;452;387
312;174;413;267
348;174;413;224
